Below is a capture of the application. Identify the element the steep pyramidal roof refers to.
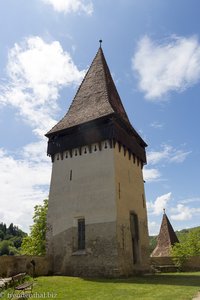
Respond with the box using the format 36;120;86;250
47;46;131;136
151;211;179;257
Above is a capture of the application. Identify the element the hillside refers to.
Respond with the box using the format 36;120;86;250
0;222;27;255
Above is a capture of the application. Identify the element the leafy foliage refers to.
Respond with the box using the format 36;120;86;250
149;235;157;255
149;226;200;255
21;199;48;256
0;222;26;255
171;227;200;269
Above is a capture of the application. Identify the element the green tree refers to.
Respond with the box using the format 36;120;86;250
171;227;200;269
149;235;157;255
0;230;4;241
21;199;48;256
0;240;10;255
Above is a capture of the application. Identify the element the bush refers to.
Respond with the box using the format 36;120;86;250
171;228;200;269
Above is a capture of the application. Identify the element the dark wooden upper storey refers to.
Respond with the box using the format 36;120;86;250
46;46;147;163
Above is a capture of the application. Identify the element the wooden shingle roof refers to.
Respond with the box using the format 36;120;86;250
151;211;179;257
46;47;131;136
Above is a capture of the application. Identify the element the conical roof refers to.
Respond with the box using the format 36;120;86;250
151;211;179;257
46;46;130;136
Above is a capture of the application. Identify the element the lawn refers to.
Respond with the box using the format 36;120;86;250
1;272;200;300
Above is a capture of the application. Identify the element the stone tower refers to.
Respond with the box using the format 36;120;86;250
151;210;179;257
45;45;149;277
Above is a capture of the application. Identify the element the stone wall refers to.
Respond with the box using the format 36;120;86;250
0;256;52;277
150;256;200;271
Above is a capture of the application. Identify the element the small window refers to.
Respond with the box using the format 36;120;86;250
118;182;121;199
70;170;72;181
78;219;85;250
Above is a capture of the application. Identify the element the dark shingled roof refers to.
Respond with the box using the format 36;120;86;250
151;212;179;257
46;47;131;136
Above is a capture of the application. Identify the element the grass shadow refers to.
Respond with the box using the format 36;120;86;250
83;273;200;287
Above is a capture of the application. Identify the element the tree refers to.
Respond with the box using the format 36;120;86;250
21;199;48;256
0;240;10;255
171;227;200;269
0;230;4;241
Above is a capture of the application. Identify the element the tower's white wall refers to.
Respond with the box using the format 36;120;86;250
46;141;120;276
48;141;116;237
46;140;149;276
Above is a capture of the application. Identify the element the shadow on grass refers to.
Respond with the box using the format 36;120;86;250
83;273;200;287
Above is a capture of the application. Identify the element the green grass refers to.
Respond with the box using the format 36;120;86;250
1;272;200;300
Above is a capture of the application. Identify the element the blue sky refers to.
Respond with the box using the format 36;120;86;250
0;0;199;235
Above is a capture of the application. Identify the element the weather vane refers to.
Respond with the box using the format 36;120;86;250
163;208;166;214
99;39;102;47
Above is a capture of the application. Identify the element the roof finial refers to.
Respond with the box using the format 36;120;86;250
163;208;166;214
99;39;102;48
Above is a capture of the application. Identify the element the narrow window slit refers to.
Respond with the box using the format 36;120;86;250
78;218;85;250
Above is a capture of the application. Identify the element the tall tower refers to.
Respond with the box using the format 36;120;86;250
46;45;149;277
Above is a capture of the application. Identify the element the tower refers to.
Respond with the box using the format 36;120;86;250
45;45;149;277
151;210;179;257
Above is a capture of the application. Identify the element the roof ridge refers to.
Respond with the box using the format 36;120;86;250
67;47;103;115
99;47;130;124
98;48;112;113
164;214;179;244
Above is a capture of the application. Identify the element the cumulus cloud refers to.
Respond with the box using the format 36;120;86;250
0;36;85;136
147;192;172;215
0;142;51;232
148;221;160;236
132;35;200;99
143;144;190;183
143;167;161;182
171;204;200;221
42;0;93;15
147;144;191;165
0;36;86;232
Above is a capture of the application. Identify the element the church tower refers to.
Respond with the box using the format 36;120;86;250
46;44;149;277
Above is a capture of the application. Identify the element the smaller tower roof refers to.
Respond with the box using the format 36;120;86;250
151;210;179;257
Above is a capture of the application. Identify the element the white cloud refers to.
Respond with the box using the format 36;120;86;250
171;204;200;221
150;121;164;129
148;221;160;236
143;167;161;182
132;35;200;99
0;36;86;232
147;144;191;165
180;197;200;204
147;192;172;215
0;36;85;137
0;141;51;232
42;0;93;15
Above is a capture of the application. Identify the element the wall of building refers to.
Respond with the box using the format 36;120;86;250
47;141;120;277
0;256;52;277
114;143;150;275
47;139;150;277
